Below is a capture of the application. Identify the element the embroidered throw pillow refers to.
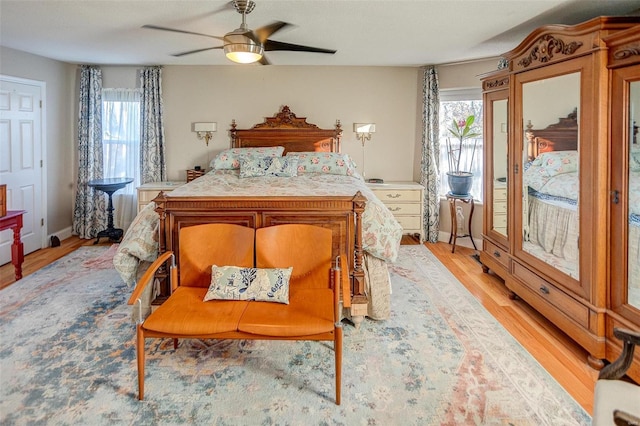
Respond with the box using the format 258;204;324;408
239;155;299;178
210;146;285;170
204;266;292;304
286;152;358;176
530;150;578;177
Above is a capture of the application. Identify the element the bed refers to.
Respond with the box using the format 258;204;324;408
629;147;640;307
522;110;580;278
114;106;403;326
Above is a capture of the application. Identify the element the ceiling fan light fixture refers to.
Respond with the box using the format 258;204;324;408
224;43;264;64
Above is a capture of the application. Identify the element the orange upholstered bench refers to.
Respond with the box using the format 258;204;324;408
127;223;344;404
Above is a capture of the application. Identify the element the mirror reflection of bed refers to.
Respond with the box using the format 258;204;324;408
522;109;580;279
628;81;640;309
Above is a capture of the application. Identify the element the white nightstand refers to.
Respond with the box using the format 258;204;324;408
136;181;186;212
367;181;424;242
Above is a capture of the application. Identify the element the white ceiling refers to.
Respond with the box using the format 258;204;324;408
1;0;639;67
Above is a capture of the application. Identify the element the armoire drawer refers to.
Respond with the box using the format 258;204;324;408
483;240;509;270
512;262;589;327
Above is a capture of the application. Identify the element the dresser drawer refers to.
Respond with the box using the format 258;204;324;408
395;215;422;230
493;201;507;214
493;213;507;228
371;189;421;203
494;187;507;200
484;240;509;270
512;262;589;327
383;203;422;215
139;190;162;204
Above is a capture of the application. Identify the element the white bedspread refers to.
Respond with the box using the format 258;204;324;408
167;170;403;261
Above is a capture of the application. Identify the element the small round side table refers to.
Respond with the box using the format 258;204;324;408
445;192;478;253
88;177;134;244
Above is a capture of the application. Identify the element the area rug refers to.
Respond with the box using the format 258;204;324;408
0;245;590;425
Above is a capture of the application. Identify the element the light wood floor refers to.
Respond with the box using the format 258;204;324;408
0;235;597;414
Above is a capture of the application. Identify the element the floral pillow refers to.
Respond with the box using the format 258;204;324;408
530;150;578;177
210;146;285;170
285;152;357;176
239;155;299;178
204;265;292;304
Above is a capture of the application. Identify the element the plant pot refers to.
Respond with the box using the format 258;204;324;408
447;172;473;196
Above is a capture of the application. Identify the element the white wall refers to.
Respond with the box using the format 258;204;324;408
0;46;75;236
160;66;418;181
436;58;501;242
1;45;500;246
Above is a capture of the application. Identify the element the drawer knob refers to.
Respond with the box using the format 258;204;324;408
389;207;401;212
387;193;401;199
539;286;549;294
493;251;501;258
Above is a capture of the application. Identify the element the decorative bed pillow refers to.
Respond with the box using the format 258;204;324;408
210;146;285;170
286;152;358;176
530;150;578;177
239;155;299;178
204;266;292;304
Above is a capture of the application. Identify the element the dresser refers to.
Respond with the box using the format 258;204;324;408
367;181;424;242
136;181;186;212
492;182;507;235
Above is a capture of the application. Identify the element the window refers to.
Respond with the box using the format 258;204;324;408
102;88;141;230
439;89;483;201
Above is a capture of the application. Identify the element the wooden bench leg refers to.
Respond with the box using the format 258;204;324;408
136;324;145;400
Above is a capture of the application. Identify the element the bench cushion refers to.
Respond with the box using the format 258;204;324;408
238;288;334;337
143;287;249;335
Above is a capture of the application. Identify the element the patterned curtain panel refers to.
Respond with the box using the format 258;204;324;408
73;65;106;239
420;66;441;242
140;66;167;184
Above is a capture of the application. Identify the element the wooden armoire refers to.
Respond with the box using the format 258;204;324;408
480;16;640;380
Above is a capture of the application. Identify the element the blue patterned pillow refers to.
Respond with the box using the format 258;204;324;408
239;156;299;178
204;266;292;304
210;146;285;170
286;152;357;176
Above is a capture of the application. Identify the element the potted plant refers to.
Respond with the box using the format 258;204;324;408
446;115;481;196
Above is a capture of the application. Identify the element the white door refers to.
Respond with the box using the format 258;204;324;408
0;77;45;265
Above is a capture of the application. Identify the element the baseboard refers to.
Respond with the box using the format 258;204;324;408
49;226;73;245
438;230;481;250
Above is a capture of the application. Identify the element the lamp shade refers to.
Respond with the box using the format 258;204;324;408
353;123;376;133
224;43;263;64
193;122;217;132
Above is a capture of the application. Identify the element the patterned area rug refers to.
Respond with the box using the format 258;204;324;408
0;245;590;425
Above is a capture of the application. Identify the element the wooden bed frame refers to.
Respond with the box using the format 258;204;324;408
153;106;370;321
525;108;578;160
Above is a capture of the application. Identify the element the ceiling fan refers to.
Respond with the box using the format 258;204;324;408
143;0;337;65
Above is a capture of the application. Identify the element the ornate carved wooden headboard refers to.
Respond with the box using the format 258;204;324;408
525;108;578;160
230;105;343;153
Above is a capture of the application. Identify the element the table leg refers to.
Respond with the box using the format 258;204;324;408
449;198;457;253
468;199;477;250
11;225;24;280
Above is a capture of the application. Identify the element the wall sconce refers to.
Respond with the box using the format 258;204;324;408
193;122;217;146
353;123;376;146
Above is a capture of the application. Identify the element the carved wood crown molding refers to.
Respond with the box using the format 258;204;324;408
253;105;319;129
613;43;640;60
485;77;509;90
517;35;583;68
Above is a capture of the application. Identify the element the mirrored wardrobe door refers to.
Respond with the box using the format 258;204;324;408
520;72;581;280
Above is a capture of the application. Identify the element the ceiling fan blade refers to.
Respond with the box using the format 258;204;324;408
255;21;292;42
264;40;336;54
172;46;223;57
142;25;224;41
